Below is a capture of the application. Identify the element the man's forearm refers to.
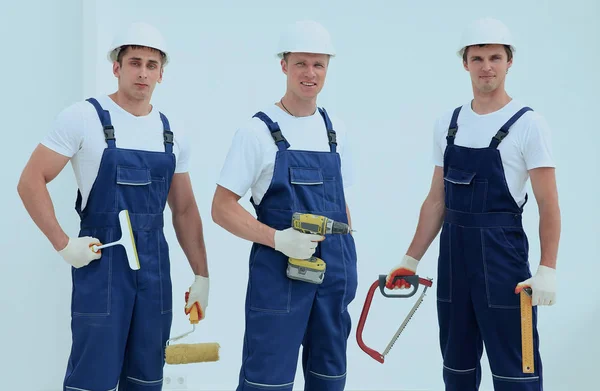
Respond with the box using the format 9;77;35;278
406;197;446;261
212;200;276;248
17;175;68;251
172;208;209;277
538;202;561;269
346;204;352;230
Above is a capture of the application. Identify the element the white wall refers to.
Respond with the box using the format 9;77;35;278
0;0;84;389
2;0;598;390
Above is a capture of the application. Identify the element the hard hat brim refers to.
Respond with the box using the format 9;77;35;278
276;50;336;59
107;45;169;65
457;43;516;57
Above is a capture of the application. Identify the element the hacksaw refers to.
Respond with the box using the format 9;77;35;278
356;274;433;363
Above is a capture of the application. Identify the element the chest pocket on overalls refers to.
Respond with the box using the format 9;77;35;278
290;167;328;212
444;167;488;213
116;166;165;214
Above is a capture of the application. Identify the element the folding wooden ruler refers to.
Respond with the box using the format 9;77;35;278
520;287;534;373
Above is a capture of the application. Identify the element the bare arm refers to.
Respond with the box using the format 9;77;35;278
211;185;276;248
167;173;209;277
346;203;352;229
529;167;561;269
405;166;446;260
17;144;70;251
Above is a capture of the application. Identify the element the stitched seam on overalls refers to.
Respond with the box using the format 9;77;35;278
114;179;119;213
244;379;294;388
340;238;348;313
500;228;524;261
481;229;520;309
108;237;112;314
492;373;539;382
481;229;492;307
126;376;163;385
437;223;452;303
443;364;477;373
482;180;488;211
72;229;112;317
448;224;452;302
248;247;291;313
159;232;168;314
469;180;475;212
309;370;347;379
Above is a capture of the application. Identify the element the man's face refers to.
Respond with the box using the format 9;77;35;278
463;44;512;94
113;46;163;101
281;52;330;100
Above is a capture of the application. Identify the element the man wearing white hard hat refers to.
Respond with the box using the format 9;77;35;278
386;17;559;390
17;22;210;391
212;20;357;391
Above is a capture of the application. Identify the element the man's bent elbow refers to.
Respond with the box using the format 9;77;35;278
17;172;33;202
211;197;226;228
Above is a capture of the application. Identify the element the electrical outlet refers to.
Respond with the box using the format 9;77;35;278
163;374;187;389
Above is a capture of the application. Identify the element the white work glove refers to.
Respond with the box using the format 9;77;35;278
515;265;556;306
58;237;102;268
386;254;419;290
185;275;209;321
274;227;324;259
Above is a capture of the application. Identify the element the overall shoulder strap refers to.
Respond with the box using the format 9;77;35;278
446;106;462;146
159;112;174;154
252;111;290;151
86;98;116;148
489;107;533;149
318;107;337;153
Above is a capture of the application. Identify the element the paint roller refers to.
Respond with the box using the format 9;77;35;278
165;291;220;365
90;209;140;270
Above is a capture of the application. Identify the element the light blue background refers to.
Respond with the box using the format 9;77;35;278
3;1;598;390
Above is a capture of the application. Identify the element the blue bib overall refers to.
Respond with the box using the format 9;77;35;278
63;98;176;391
437;106;543;390
236;109;358;391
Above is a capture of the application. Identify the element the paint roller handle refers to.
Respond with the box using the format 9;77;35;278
90;240;119;253
189;303;200;324
185;290;200;325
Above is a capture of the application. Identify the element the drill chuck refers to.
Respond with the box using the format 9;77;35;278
327;219;352;235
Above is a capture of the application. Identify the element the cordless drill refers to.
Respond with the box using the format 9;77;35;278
286;213;353;284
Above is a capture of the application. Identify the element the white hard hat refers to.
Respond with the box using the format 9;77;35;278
457;17;515;57
276;20;336;59
107;22;169;65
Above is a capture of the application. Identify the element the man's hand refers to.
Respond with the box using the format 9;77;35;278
59;237;102;268
386;255;419;289
185;275;209;320
274;228;324;259
515;265;556;306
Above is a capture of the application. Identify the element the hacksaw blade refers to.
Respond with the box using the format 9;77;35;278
382;285;429;357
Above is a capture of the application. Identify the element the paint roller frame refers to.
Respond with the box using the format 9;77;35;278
90;210;140;270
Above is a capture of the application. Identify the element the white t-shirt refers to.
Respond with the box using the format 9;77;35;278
433;99;555;207
217;104;354;205
42;95;190;210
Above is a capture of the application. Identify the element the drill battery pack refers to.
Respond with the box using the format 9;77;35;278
287;257;326;284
